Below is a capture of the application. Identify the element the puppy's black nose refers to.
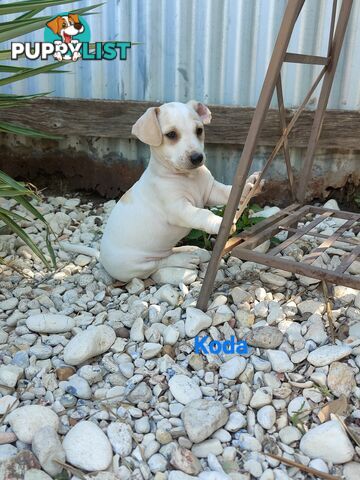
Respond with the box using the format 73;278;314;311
190;152;203;166
74;23;83;30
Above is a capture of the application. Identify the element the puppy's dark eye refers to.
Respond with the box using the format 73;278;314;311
166;131;177;140
196;127;203;136
62;22;67;27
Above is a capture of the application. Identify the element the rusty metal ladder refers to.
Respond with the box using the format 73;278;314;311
197;0;357;310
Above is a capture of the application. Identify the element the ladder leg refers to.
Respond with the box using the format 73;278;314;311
196;0;305;311
296;0;353;202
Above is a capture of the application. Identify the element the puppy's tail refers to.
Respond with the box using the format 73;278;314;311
60;241;100;259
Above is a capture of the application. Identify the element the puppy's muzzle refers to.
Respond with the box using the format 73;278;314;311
190;152;203;166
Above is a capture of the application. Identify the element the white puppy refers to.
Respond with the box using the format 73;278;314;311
100;101;259;282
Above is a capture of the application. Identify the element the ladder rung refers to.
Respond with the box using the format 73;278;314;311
284;53;330;65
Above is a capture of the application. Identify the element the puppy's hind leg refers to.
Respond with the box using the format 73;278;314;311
157;250;200;270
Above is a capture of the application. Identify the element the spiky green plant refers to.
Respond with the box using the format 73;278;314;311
0;0;102;269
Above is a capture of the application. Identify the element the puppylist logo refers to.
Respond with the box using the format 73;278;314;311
11;13;131;62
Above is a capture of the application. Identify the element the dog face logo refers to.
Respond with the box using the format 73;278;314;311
44;13;89;62
46;14;84;43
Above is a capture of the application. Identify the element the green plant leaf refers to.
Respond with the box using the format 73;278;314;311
186;229;205;240
0;0;77;15
0;121;61;139
0;61;68;87
0;211;51;268
0;4;103;42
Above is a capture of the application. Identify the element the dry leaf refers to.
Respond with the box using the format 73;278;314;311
318;394;347;423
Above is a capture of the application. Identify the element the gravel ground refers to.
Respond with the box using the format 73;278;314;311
0;194;360;480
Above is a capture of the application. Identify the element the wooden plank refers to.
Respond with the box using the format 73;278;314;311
0;97;360;148
237;205;310;250
280;226;359;246
223;203;300;254
335;245;360;274
284;53;329;65
268;211;333;256
231;247;360;290
303;218;357;264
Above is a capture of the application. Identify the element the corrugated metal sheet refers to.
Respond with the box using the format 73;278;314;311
3;0;360;109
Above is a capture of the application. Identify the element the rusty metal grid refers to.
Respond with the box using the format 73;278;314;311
230;204;360;290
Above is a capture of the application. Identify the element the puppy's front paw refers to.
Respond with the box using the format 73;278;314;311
240;171;264;203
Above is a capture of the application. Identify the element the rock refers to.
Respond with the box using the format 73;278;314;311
225;412;246;432
126;278;145;295
212;305;233;326
142;343;162;359
343;462;360;480
26;314;75;333
56;366;76;381
307;344;352;367
0;451;40;480
323;199;340;210
107;422;132;456
305;314;327;344
66;374;92;399
250;387;272;408
308;459;329;474
0;365;23;389
237;433;262;452
0;444;17;461
163;325;180;345
250;206;280;218
63;325;116;365
257;405;276;429
182;399;229;443
185;308;212;337
6;405;59;444
231;287;253;304
24;470;52;480
260;272;287;288
154;285;180;306
266;350;294;372
244;459;263;478
327;362;355;397
287;396;311;418
300;420;354;464
63;421;113;471
152;267;197;286
170;446;202;475
148;453;167;473
298;300;325;315
130;318;144;342
245;326;283;349
219;357;246;380
32;426;65;476
191;439;222;457
278;426;302;444
169;375;202;405
235;309;254;327
0;297;18;311
169;472;197;480
0;395;19;415
127;381;152;404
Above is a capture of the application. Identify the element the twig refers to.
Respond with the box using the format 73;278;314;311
54;459;88;480
265;452;340;480
322;280;335;343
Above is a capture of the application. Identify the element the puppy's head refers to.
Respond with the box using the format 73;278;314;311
131;100;212;172
47;14;84;40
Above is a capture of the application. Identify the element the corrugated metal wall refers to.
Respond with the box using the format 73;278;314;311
3;0;360;109
2;0;359;193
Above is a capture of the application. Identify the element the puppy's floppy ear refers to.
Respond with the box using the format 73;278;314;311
69;13;80;23
46;16;62;35
187;100;212;125
131;107;162;146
